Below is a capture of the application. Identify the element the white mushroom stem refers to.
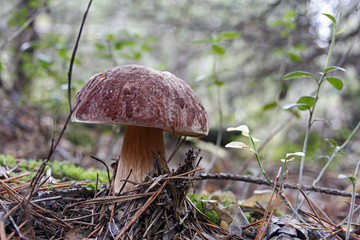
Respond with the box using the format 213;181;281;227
114;125;165;193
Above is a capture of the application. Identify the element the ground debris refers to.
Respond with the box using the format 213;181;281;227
0;149;238;239
109;149;237;240
267;215;308;240
2;149;356;239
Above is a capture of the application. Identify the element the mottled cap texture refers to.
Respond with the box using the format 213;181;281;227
71;65;209;137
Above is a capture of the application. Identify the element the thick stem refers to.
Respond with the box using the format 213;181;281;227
113;126;165;193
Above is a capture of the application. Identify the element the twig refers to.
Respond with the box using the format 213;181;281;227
65;192;154;207
167;136;186;163
196;173;360;198
256;167;282;239
24;0;93;205
6;220;28;240
67;0;93;111
296;186;331;231
91;156;111;184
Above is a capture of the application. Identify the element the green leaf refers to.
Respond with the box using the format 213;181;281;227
325;138;337;148
268;19;283;27
283;71;315;80
283;103;307;110
285;22;296;30
227;125;250;133
0;61;2;72
313;118;332;126
273;48;285;56
293;44;307;51
280;29;289;37
212;44;225;55
324;66;346;74
336;29;344;35
106;34;114;42
141;44;152;52
217;32;241;39
323;13;336;24
338;174;355;183
288;52;301;63
286;152;305;157
29;0;40;7
37;54;52;68
284;10;296;19
225;141;255;152
114;40;135;50
95;43;105;51
297;96;315;110
326;77;343;90
262;102;278;111
213;80;224;86
192;39;213;45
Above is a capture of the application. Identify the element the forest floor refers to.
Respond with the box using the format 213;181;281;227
1;99;359;239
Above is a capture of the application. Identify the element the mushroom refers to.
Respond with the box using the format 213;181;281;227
71;65;209;193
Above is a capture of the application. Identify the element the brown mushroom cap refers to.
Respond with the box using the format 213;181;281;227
71;65;209;137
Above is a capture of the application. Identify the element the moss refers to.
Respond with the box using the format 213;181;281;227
222;194;237;207
21;159;43;170
188;193;220;223
0;155;17;167
46;160;110;184
0;155;110;185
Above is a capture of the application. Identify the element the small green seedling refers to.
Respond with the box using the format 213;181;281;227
226;125;271;185
280;152;305;189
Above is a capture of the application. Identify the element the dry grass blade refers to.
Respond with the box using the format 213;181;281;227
66;192;154;207
6;220;28;240
255;167;282;240
296;185;333;231
0;179;23;202
0;212;6;240
2;172;32;183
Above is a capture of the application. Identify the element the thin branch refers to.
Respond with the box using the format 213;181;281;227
24;0;93;204
67;0;93;111
313;121;360;187
196;173;360;198
91;156;111;184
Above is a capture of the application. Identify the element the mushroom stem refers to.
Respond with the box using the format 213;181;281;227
114;125;165;193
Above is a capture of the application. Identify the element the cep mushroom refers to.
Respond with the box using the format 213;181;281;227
71;65;209;193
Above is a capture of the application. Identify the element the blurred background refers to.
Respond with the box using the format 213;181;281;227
1;0;359;197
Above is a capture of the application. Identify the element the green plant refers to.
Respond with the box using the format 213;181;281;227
280;152;304;189
269;10;308;64
0;155;17;167
226;125;272;185
338;162;360;240
95;29;158;65
281;13;346;205
193;32;241;189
